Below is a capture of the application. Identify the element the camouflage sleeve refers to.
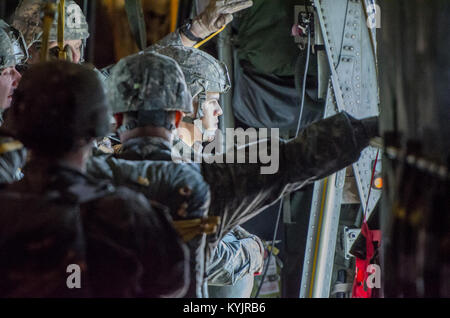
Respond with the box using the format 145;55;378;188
85;154;115;180
142;29;184;54
0;136;27;184
99;29;184;74
154;29;184;47
207;226;263;286
82;187;190;298
87;155;210;220
86;155;210;297
202;112;371;241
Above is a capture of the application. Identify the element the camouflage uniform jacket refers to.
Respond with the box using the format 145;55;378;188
87;136;211;298
172;136;264;286
87;111;371;295
0;162;189;298
89;137;264;292
155;29;184;48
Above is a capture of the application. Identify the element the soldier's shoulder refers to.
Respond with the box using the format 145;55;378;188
87;182;152;215
147;160;208;192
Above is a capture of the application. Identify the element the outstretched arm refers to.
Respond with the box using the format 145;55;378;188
202;112;378;242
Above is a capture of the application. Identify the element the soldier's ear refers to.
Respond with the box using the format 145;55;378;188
175;111;183;128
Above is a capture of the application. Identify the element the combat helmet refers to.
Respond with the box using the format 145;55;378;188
150;45;230;120
0;20;28;70
11;61;110;157
12;0;89;61
108;52;193;132
108;51;193;116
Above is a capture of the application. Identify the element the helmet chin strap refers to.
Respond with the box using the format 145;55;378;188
183;92;210;142
193;118;213;143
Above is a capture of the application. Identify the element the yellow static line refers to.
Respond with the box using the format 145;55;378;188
170;0;179;33
194;25;226;49
308;177;329;298
58;0;67;60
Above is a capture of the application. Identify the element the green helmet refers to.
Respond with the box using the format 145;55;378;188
150;45;231;119
12;0;89;47
11;61;110;157
108;52;193;115
0;19;28;69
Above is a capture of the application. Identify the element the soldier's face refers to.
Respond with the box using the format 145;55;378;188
0;66;21;110
48;40;83;63
201;92;222;140
28;39;83;64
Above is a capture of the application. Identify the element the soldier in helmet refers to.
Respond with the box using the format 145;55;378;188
0;60;189;298
150;45;229;158
153;45;265;297
151;45;230;148
12;0;89;64
87;50;380;297
89;51;213;298
0;20;27;117
87;51;264;298
91;49;265;298
11;0;253;65
0;19;28;184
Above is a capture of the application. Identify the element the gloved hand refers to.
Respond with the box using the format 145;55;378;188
360;116;380;139
345;112;380;141
232;226;265;274
192;0;253;39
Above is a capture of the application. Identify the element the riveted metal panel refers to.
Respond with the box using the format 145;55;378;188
301;0;381;298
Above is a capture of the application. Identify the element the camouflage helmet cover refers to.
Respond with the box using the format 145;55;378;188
0;20;28;69
108;51;193;115
150;45;231;98
12;0;89;47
